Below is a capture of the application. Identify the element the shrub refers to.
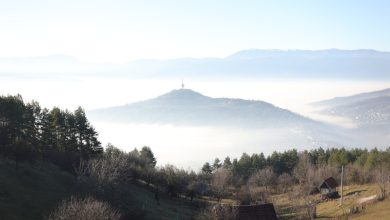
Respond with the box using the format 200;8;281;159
197;204;237;220
234;185;254;205
47;196;121;220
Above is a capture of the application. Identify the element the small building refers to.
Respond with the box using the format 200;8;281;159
319;177;339;199
235;203;278;220
212;203;278;220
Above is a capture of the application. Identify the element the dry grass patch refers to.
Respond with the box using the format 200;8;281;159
350;197;390;220
316;184;384;219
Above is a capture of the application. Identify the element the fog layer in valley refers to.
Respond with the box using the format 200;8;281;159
92;122;337;169
2;74;389;169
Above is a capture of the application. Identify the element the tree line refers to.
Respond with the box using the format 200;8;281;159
202;147;390;185
198;146;390;217
0;94;102;170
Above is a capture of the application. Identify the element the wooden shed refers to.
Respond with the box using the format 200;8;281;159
319;177;339;199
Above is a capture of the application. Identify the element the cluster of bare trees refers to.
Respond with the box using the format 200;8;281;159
76;146;129;187
69;144;208;218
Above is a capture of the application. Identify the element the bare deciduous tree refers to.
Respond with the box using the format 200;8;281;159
76;152;128;188
211;168;231;200
277;173;294;193
292;153;318;219
248;167;276;192
375;153;390;199
75;146;130;202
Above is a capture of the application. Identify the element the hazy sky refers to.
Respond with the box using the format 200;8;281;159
1;0;390;63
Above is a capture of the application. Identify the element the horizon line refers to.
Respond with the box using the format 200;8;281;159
0;48;389;65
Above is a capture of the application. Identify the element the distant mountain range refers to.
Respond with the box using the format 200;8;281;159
2;49;390;79
88;89;318;128
314;88;390;128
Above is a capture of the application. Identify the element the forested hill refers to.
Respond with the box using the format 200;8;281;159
88;89;318;128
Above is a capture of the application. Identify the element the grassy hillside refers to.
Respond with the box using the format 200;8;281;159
316;184;380;218
4;158;388;220
0;160;202;220
0;161;75;220
317;183;390;219
272;183;390;219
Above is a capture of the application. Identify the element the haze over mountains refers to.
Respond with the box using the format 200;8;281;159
2;49;389;168
2;49;390;167
2;49;390;79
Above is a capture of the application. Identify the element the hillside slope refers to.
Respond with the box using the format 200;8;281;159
0;162;74;220
0;161;201;220
350;197;390;220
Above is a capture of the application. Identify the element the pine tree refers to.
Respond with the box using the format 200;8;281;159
140;146;157;167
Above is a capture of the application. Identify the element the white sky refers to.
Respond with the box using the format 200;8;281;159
1;0;390;63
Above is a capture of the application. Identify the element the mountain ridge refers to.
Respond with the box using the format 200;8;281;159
315;88;390;128
88;88;317;128
226;49;390;59
314;87;390;107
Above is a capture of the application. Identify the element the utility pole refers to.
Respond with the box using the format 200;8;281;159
340;165;344;205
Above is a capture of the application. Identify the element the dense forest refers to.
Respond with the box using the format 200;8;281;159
0;94;102;170
1;94;390;219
